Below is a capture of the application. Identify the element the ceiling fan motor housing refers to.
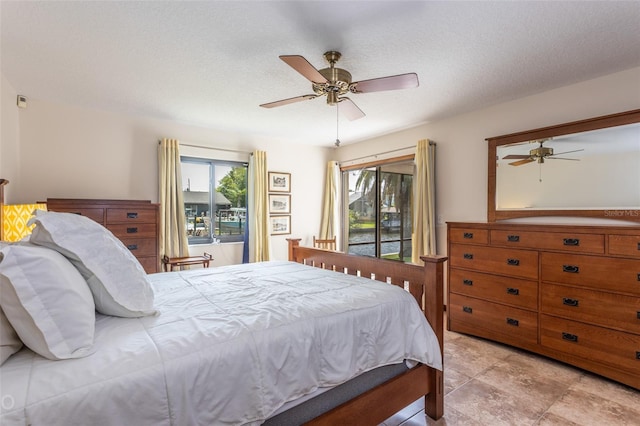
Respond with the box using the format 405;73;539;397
313;68;352;104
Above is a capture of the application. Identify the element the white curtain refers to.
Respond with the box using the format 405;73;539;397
412;139;436;264
248;150;270;262
158;138;190;260
319;160;340;245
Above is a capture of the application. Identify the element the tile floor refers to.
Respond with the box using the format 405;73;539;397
382;327;640;426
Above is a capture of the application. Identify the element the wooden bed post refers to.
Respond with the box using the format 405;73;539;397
421;255;447;420
287;238;301;262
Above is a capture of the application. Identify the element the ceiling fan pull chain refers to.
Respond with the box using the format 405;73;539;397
335;102;341;147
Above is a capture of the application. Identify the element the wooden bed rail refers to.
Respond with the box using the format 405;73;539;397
287;238;447;421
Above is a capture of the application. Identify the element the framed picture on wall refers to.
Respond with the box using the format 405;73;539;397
269;194;291;214
268;172;291;193
270;215;291;235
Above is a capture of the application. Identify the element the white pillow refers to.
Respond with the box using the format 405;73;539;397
28;210;156;318
0;305;23;365
0;244;95;360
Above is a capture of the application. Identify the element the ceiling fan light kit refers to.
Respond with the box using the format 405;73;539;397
260;51;419;125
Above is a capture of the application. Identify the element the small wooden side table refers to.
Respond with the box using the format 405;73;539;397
162;253;213;272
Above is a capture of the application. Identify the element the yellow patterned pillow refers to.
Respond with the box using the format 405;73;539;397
2;204;47;242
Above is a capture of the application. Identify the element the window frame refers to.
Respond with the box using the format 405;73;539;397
341;155;414;262
181;156;248;245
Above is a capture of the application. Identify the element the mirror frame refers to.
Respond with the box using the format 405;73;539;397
487;109;640;222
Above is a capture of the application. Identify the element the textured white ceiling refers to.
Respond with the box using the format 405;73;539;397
2;1;639;147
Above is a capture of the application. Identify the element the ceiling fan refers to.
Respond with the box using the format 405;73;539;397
259;51;419;120
502;139;584;166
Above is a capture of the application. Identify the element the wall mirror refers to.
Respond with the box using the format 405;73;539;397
487;109;640;222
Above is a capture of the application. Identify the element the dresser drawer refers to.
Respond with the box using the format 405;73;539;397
450;268;538;310
541;314;640;374
609;235;640;258
119;237;157;257
51;207;105;224
490;230;604;254
450;244;538;279
449;227;489;245
541;252;640;296
106;208;157;224
541;283;640;334
137;256;159;274
108;223;157;239
449;294;538;345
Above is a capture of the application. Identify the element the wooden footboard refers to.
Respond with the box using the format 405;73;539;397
287;239;447;422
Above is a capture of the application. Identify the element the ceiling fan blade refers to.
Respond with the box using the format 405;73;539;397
350;73;419;93
546;157;580;161
549;149;584;157
502;154;532;159
260;94;318;109
509;158;535;166
338;97;366;121
279;55;328;84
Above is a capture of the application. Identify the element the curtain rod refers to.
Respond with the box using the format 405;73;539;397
158;140;252;155
341;141;435;164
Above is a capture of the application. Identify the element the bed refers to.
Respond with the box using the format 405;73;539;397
0;208;446;425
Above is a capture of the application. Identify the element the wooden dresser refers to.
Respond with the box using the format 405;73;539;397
46;199;160;273
447;221;640;389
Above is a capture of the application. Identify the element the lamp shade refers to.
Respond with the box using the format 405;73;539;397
2;204;47;242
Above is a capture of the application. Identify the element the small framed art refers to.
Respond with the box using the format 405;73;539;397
270;215;291;235
269;194;291;214
268;172;291;193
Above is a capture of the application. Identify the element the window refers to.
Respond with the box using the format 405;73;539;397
343;158;413;261
181;157;248;244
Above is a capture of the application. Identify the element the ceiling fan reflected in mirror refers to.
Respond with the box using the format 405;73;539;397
259;51;419;120
502;139;584;166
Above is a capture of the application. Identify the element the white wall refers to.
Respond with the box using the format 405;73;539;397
335;67;640;254
1;74;20;198
2;92;330;263
4;67;639;263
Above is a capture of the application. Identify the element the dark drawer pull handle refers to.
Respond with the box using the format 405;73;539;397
562;265;579;274
562;332;578;343
506;318;519;327
506;258;520;266
126;227;138;234
463;232;473;239
127;212;138;219
506;287;519;295
463;279;473;286
637;242;640;251
507;235;520;242
637;351;640;360
563;298;579;307
462;306;473;314
127;244;138;250
463;253;474;260
637;273;640;282
637;311;640;320
563;238;580;246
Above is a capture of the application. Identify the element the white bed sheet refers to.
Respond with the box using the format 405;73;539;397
0;261;442;425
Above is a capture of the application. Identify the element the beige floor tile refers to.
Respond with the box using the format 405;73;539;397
545;387;640;426
444;378;542;426
426;405;484;426
536;412;582;425
444;367;471;395
571;373;640;411
473;354;580;413
444;335;514;378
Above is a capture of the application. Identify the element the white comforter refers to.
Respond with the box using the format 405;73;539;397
0;261;442;425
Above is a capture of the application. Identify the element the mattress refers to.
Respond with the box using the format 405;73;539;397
0;260;441;425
